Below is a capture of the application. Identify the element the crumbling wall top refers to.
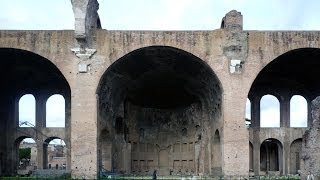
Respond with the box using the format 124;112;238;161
221;10;243;32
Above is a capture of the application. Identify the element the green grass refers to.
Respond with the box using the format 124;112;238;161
0;175;301;180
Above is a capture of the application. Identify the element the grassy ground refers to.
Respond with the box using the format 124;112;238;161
0;176;301;180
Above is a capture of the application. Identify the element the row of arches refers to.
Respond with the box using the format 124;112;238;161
16;137;67;171
1;45;320;177
249;138;302;175
246;95;308;128
19;94;66;128
0;48;71;176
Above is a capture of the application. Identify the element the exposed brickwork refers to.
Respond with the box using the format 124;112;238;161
0;3;320;178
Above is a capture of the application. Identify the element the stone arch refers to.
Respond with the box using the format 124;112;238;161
96;45;223;92
0;48;71;175
19;94;36;127
0;45;73;83
290;95;308;127
260;94;280;127
290;138;302;174
260;138;283;175
43;137;68;170
0;48;71;97
46;94;66;128
96;46;223;176
247;45;320;91
248;48;320;128
13;137;37;173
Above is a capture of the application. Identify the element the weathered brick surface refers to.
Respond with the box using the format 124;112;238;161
0;7;320;179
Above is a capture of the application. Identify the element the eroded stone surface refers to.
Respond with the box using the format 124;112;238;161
302;97;320;178
1;6;320;179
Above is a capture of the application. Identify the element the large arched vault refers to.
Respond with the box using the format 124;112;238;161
0;48;71;175
97;46;223;176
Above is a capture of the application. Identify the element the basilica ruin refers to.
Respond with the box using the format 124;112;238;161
1;0;320;179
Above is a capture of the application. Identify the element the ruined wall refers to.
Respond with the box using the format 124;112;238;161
126;102;202;175
1;13;320;178
99;99;222;176
302;96;320;178
0;31;75;176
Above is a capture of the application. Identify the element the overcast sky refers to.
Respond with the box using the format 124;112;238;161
1;0;314;132
0;0;319;30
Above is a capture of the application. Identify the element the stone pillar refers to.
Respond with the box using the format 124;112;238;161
223;95;249;176
252;130;260;175
251;96;261;128
283;141;290;175
65;94;72;170
35;94;46;128
70;1;100;175
6;96;18;175
307;99;312;128
280;95;290;128
36;141;44;169
70;74;98;179
221;12;249;175
7;143;16;176
35;94;46;169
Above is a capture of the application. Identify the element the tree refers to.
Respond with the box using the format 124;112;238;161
19;148;31;160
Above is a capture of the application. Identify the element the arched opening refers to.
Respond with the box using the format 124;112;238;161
290;138;302;174
43;138;66;170
247;48;320;176
260;139;283;174
212;130;222;176
246;98;251;128
97;46;222;176
46;94;65;127
290;95;307;127
19;94;36;127
260;95;280;127
15;137;37;174
248;48;320;128
0;48;71;175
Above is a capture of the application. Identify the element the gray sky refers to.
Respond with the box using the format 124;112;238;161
19;94;65;128
0;0;319;30
1;0;314;128
246;95;307;127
